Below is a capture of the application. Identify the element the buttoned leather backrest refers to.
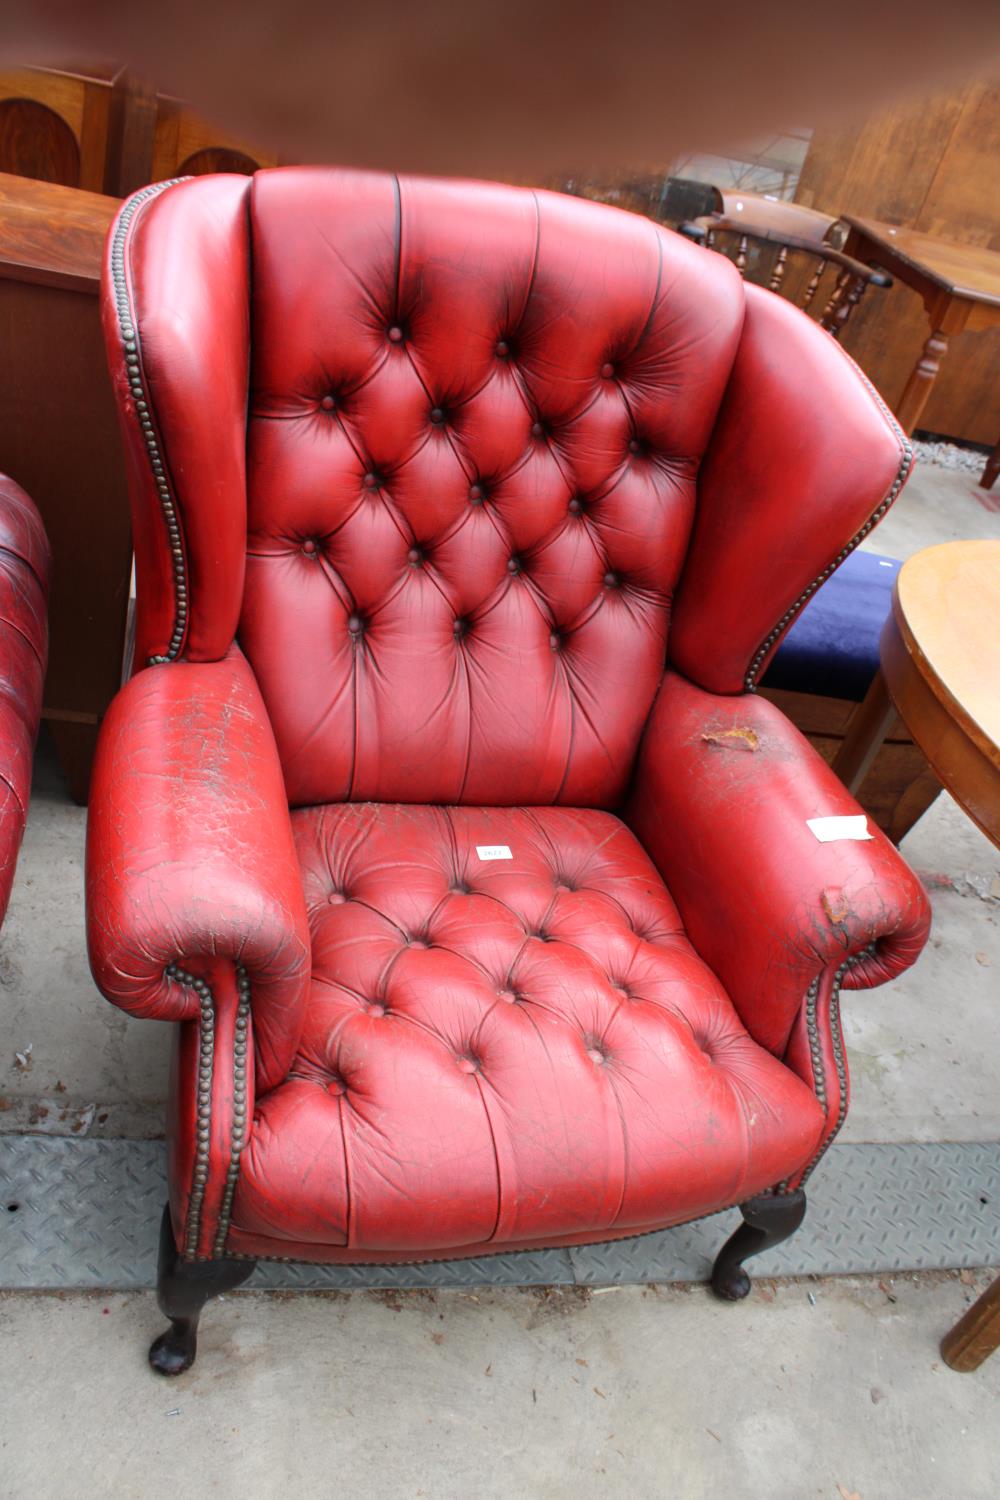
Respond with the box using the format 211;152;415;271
239;169;745;807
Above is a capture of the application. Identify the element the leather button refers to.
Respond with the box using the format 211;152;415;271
507;556;521;575
457;1056;480;1074
388;325;404;343
363;472;380;490
549;631;561;651
366;1002;386;1018
568;496;583;514
302;539;318;555
327;1077;346;1097
498;988;518;1004
469;483;485;504
320;395;336;411
429;407;445;425
531;421;545;438
408;546;424;566
347;614;364;635
587;1048;606;1066
453;617;468;638
604;571;619;588
600;362;615;379
628;439;641;455
496;339;510;357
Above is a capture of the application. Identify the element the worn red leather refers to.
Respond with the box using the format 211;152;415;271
229;803;824;1255
90;169;928;1266
625;672;931;1056
242;169;745;807
86;645;311;1090
0;475;50;925
669;285;910;693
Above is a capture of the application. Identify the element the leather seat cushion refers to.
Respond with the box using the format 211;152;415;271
230;803;825;1257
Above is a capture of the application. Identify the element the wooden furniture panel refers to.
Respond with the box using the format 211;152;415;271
0;173;130;802
151;98;276;182
0;66;116;193
796;83;1000;444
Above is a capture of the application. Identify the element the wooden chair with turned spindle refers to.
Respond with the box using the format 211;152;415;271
681;190;892;337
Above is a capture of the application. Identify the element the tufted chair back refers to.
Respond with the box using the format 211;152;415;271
241;171;745;807
104;168;909;810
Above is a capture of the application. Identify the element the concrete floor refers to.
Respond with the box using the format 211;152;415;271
1;455;999;1498
2;1275;999;1500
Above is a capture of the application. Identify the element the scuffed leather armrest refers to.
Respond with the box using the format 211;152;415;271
0;475;51;925
86;645;311;1088
625;671;931;1056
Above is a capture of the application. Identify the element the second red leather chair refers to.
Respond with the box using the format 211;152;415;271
87;169;929;1374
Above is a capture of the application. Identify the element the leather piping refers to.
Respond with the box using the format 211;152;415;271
166;962;250;1261
744;368;913;690
109;178;189;665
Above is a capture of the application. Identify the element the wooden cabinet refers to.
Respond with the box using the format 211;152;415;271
0;64;119;192
796;82;1000;445
0;173;130;802
0;64;275;199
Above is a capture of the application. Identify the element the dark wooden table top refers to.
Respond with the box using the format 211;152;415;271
0;172;120;294
843;216;1000;308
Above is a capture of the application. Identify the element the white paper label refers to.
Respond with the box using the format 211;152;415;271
806;815;873;843
476;845;513;861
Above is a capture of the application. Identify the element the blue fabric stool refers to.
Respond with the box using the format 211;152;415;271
764;549;900;701
760;549;938;842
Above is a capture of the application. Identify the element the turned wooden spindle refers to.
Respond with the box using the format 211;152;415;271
820;269;850;330
769;244;788;293
801;256;827;310
828;274;868;339
735;234;748;276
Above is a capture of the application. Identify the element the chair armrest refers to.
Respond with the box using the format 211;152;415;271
0;475;51;925
86;645;311;1090
624;671;930;1056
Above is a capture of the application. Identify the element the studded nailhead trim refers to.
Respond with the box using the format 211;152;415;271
110;179;189;666
793;962;849;1188
744;384;913;691
166;962;214;1258
213;970;251;1258
166;961;250;1262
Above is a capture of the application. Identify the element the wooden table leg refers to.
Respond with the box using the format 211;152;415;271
941;1274;1000;1372
980;438;1000;491
895;328;948;437
831;668;899;795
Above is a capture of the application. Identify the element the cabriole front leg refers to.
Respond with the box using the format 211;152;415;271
149;1204;257;1375
711;1190;807;1301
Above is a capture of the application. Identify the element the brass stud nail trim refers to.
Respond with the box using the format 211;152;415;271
165;961;250;1262
110;179;189;666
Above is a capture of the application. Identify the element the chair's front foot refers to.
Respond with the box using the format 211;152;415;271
150;1204;257;1375
711;1190;806;1301
150;1317;199;1376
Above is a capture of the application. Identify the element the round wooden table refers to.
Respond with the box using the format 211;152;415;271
832;539;1000;1372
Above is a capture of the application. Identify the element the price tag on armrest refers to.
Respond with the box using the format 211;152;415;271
806;815;873;843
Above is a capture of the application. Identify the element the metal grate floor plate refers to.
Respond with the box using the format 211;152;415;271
1;1135;997;1291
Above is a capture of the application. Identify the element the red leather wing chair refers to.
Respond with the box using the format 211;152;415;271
87;169;930;1375
0;475;50;923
